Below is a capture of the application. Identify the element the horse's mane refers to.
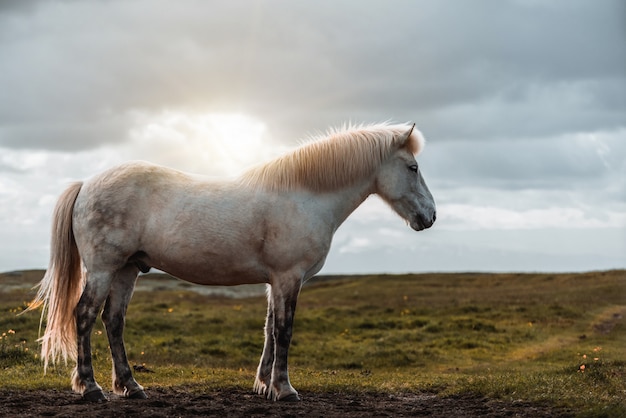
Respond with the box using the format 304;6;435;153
239;123;425;192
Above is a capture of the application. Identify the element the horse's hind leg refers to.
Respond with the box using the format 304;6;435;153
101;265;146;399
73;271;113;402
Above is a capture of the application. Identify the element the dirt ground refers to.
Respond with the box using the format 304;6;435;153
0;388;574;417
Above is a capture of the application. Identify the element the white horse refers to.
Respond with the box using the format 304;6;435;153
28;122;436;402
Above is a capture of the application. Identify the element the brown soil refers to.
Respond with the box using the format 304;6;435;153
0;388;574;417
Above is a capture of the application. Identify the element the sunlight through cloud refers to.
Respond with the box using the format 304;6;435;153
127;111;275;176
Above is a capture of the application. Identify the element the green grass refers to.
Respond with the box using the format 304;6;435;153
1;270;624;416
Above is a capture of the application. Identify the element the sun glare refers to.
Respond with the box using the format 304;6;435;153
129;111;270;176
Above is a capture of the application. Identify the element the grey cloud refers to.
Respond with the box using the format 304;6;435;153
421;134;626;195
0;0;46;16
1;0;625;274
1;0;624;151
0;119;130;151
248;0;626;141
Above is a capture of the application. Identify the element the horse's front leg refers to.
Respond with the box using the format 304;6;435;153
254;285;274;396
266;278;301;402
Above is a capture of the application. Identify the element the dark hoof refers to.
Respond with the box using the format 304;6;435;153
127;389;148;399
82;390;108;403
279;393;301;402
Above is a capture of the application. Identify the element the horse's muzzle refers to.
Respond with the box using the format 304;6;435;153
412;211;436;231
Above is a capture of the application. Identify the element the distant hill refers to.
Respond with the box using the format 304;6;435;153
0;269;267;298
3;269;624;299
0;269;355;298
0;269;45;292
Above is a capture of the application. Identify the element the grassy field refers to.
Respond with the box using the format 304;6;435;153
0;270;624;417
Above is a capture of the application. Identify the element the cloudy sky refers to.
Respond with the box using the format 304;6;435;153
0;0;624;274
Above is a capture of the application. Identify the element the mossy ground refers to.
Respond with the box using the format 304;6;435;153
1;270;624;416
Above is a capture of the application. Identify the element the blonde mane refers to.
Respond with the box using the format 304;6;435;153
239;123;425;192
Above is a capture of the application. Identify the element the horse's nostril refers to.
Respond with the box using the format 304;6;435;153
432;212;437;223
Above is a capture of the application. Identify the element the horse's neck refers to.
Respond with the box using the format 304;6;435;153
317;177;375;230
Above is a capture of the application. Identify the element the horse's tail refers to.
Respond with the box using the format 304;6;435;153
26;182;85;372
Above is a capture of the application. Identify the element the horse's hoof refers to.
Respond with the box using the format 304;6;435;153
82;390;108;403
127;389;148;399
278;393;301;402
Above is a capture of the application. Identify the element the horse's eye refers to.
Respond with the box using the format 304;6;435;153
408;164;418;173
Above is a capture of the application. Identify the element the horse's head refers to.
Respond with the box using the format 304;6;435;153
375;125;436;231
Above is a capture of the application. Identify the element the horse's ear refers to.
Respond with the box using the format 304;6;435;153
399;123;424;155
400;123;416;148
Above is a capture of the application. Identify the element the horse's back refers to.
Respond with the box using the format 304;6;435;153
84;160;196;195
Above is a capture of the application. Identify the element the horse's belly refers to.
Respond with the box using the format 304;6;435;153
152;256;270;287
